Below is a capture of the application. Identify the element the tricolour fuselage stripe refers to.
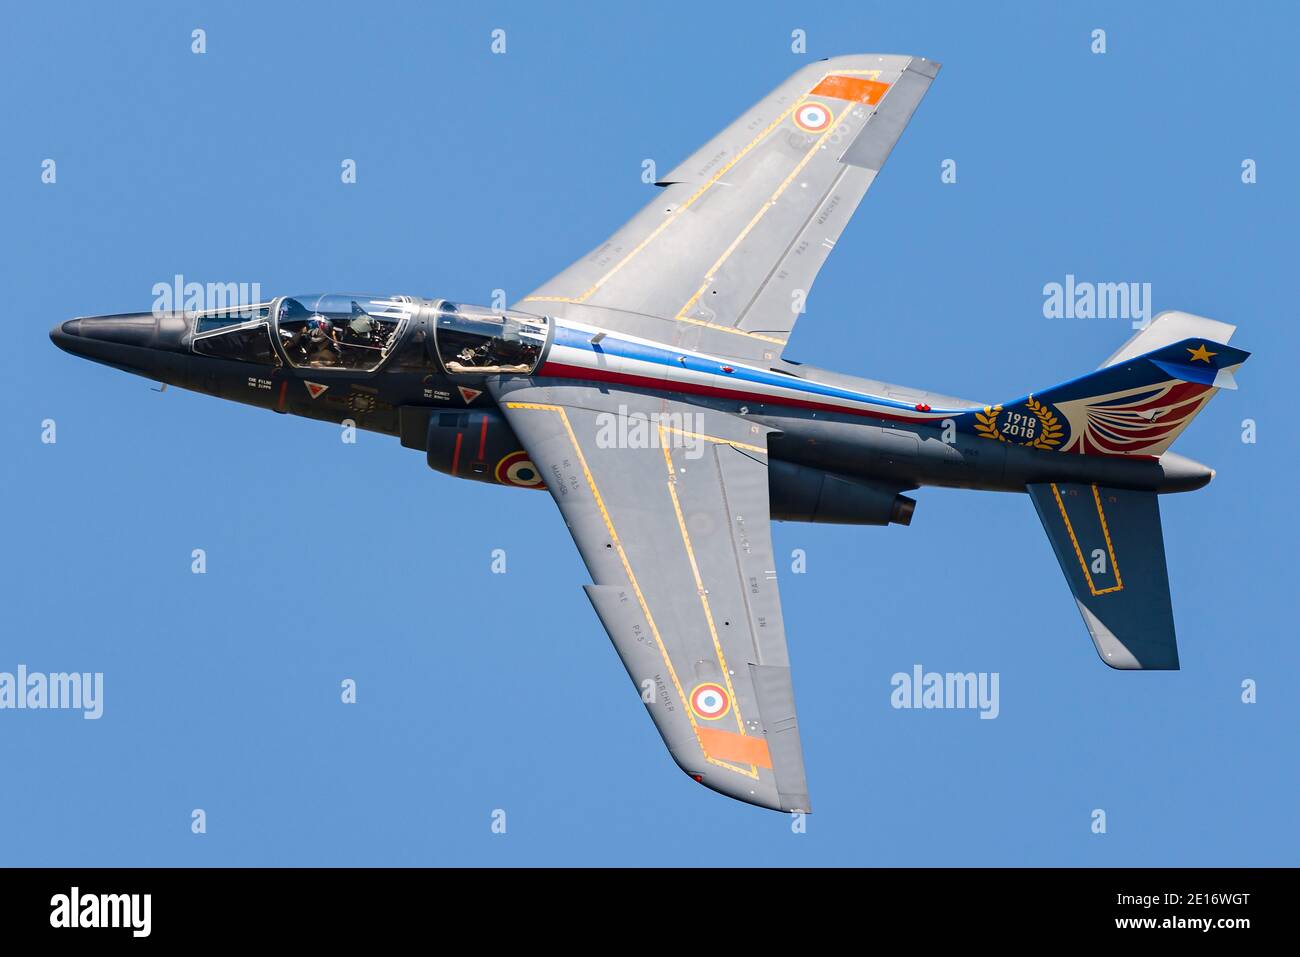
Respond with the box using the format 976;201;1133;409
539;323;974;424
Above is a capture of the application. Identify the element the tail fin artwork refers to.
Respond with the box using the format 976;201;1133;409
957;312;1250;458
965;312;1249;670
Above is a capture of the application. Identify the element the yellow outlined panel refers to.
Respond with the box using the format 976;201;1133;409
1049;483;1124;596
658;427;756;778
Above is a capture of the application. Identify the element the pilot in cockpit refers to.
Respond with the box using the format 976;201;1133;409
347;302;375;340
308;317;342;365
282;316;342;366
455;342;492;367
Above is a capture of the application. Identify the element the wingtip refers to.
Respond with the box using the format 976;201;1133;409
679;761;809;813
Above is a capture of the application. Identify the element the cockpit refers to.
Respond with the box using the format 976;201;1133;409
187;293;550;376
276;294;411;371
432;301;548;374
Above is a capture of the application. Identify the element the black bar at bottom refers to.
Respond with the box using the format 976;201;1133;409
0;866;1285;941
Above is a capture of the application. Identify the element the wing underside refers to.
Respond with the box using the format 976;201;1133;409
491;380;810;811
518;53;940;361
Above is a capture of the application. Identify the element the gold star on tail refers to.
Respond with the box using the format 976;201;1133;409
1187;343;1216;363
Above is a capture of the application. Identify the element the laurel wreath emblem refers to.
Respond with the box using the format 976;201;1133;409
1025;396;1064;449
974;396;1064;450
974;404;1004;441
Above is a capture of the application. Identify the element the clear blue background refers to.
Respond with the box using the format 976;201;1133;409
2;1;1295;866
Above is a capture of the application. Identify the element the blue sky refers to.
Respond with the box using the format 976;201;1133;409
2;1;1296;866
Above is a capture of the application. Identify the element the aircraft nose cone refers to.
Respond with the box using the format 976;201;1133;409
49;318;83;352
50;311;191;381
70;313;170;347
51;312;190;353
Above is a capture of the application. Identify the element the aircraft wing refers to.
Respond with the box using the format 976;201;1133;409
490;379;811;812
517;53;939;362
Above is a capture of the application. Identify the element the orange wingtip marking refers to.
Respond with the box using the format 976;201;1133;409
810;75;891;105
697;727;773;769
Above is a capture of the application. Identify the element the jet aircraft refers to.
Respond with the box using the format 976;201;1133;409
52;55;1249;812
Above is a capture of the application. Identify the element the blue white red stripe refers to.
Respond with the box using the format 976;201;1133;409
538;323;970;424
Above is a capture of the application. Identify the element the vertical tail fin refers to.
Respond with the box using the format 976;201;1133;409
958;312;1249;458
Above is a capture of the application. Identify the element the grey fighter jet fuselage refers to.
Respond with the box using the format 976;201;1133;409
50;297;1214;524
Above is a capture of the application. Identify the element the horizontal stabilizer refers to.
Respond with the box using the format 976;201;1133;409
1027;482;1178;669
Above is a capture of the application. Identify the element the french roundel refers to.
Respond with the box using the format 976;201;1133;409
690;683;731;721
495;451;545;488
794;101;832;133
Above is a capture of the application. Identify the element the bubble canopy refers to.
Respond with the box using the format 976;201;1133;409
432;301;548;374
275;294;414;371
187;294;551;375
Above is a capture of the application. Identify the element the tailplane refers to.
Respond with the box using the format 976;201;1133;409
1028;482;1177;669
